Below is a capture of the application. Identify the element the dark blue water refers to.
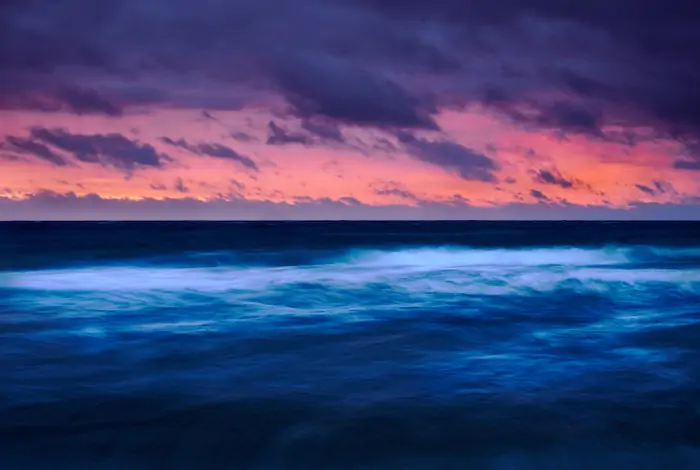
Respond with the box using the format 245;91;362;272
1;222;700;469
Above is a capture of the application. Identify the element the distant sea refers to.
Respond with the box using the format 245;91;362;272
1;221;700;469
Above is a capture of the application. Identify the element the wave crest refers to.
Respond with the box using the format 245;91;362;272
2;246;699;297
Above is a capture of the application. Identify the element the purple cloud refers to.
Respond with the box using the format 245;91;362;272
0;0;698;166
530;189;550;201
3;190;700;220
4;128;169;170
266;121;311;146
397;132;500;182
2;135;68;166
160;137;258;171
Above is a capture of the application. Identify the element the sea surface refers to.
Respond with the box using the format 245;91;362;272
1;221;700;469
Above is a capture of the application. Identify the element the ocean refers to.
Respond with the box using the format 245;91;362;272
1;221;700;469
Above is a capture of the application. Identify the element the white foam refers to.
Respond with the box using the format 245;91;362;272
339;247;629;269
2;247;699;298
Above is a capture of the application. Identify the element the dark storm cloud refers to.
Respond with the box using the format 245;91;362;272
270;54;438;129
160;137;258;171
3;128;168;170
363;0;700;153
0;82;124;116
1;0;700;159
0;0;442;128
300;119;344;142
0;68;170;115
54;86;123;116
491;100;604;138
535;102;601;135
397;132;499;182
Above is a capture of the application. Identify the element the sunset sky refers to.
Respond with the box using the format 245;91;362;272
1;0;699;219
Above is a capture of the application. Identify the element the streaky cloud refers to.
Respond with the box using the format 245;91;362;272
160;137;258;171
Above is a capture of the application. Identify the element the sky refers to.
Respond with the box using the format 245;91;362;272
1;0;700;220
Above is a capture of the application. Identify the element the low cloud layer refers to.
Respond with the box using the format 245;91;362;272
2;191;699;221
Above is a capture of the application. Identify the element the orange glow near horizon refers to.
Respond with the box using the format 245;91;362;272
1;107;698;210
